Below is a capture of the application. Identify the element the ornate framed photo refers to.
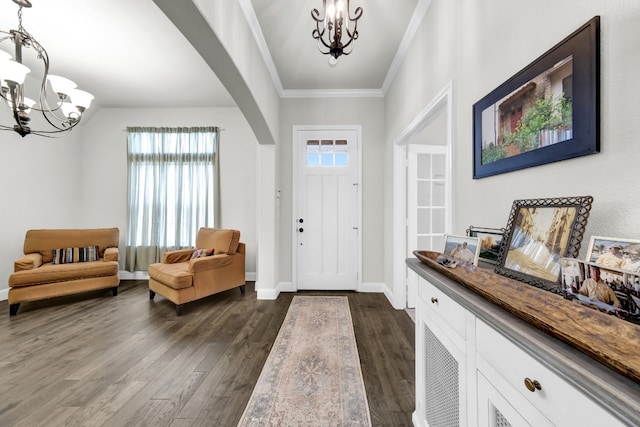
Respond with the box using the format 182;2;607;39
495;195;593;293
561;257;640;324
466;226;505;265
585;236;640;272
443;234;480;266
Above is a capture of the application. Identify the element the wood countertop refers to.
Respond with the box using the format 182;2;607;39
407;254;640;426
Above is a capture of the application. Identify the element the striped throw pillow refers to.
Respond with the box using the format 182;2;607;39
52;246;99;264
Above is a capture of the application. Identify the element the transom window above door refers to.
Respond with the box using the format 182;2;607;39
306;139;349;166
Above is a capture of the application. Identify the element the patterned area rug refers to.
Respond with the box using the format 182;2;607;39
238;296;372;426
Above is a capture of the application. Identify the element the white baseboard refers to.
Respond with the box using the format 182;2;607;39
412;411;420;426
383;283;402;309
246;272;256;281
260;281;385;296
119;271;150;280
359;282;385;293
278;282;295;292
0;287;8;302
256;281;295;300
256;285;280;300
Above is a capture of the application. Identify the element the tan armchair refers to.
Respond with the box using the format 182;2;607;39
148;228;246;315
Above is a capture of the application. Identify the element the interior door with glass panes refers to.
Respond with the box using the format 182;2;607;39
295;129;359;290
407;145;448;307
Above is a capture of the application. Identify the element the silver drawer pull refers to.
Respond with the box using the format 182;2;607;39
430;297;438;304
524;377;542;392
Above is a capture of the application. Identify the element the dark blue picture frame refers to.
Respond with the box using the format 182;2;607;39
473;16;600;179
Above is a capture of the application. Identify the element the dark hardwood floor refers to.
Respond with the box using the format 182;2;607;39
0;281;415;426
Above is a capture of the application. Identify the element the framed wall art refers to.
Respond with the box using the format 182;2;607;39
495;195;593;293
466;226;505;265
473;16;600;179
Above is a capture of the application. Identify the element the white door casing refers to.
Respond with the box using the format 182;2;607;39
407;144;448;308
293;126;361;291
393;81;453;309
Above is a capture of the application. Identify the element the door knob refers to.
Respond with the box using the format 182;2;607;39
299;218;304;223
299;228;304;232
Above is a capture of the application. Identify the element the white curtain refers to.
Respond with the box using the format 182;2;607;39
125;126;220;272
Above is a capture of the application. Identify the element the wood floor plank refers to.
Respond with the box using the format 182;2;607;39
175;340;261;420
9;379;83;426
118;399;167;427
170;419;195;427
0;369;80;424
64;333;149;381
146;371;206;426
64;380;148;426
15;405;80;427
191;396;230;427
152;343;215;400
0;281;414;426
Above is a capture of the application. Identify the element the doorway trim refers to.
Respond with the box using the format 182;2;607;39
292;125;363;292
392;81;453;309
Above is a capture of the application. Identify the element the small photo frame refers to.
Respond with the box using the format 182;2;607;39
495;195;593;293
585;236;640;272
466;226;505;265
561;257;640;324
443;234;481;266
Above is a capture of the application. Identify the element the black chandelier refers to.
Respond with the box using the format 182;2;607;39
0;0;94;137
311;0;363;61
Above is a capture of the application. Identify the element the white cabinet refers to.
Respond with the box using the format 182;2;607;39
415;276;475;427
475;320;624;427
414;285;466;426
477;370;553;427
413;270;628;427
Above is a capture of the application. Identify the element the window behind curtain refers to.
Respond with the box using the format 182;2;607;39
125;126;220;272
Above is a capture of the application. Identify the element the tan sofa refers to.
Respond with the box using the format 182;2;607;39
148;228;246;316
8;228;120;316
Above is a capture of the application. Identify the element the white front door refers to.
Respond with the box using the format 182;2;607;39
294;127;360;290
407;144;448;307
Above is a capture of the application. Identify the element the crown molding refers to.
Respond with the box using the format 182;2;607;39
381;0;432;95
238;0;284;94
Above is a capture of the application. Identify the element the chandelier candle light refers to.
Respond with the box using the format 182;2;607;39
0;0;93;137
311;0;362;62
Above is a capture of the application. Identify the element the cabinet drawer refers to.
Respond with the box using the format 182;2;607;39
476;319;623;427
477;370;553;427
418;277;466;340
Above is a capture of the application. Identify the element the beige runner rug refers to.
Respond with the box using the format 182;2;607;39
238;296;372;426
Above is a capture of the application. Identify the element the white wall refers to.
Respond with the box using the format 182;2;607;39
79;107;258;274
0;129;82;299
277;97;385;286
384;0;640;294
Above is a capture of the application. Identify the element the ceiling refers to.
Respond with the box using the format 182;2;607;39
248;0;420;94
0;0;426;110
